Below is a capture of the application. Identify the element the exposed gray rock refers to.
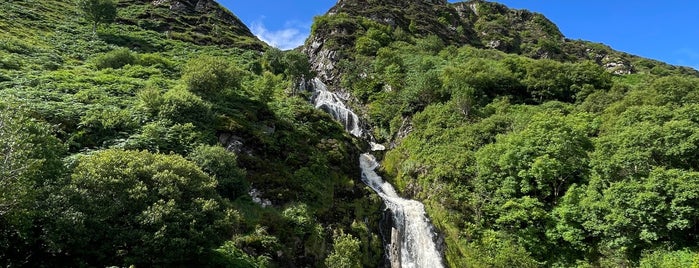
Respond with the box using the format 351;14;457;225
486;39;502;49
249;188;273;208
602;55;634;75
218;132;244;153
390;117;413;149
304;38;341;85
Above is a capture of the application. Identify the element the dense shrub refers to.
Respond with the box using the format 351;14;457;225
49;149;234;266
181;55;243;98
92;48;136;69
188;145;247;199
158;87;214;127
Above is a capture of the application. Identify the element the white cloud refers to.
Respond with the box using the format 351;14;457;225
251;18;309;50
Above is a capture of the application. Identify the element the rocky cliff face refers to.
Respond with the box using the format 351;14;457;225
303;0;588;89
313;1;699;87
117;0;266;49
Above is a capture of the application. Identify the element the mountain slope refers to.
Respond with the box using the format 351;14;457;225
117;0;266;49
303;0;699;267
0;0;384;267
2;0;699;267
306;0;697;89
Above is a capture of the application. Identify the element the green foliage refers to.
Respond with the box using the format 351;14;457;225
262;49;311;82
158;87;214;128
282;50;311;81
188;145;248;199
213;241;270;268
137;53;176;71
6;0;699;266
462;231;540;268
356;35;382;56
262;48;286;75
181;55;244;99
639;249;699;268
364;37;699;266
78;0;117;34
325;232;362;268
0;0;373;267
92;48;136;69
475;111;593;203
50;149;233;266
125;121;209;155
253;71;284;103
0;102;66;266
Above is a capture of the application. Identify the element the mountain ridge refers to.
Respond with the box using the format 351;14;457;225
116;0;267;49
304;0;697;90
2;0;699;267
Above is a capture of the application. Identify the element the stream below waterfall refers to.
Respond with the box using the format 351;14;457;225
310;78;444;268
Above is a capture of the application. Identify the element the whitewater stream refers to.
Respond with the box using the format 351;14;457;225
310;78;444;268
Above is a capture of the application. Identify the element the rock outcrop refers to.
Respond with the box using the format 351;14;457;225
117;0;266;49
303;0;574;89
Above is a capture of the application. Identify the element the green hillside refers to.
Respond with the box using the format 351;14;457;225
2;0;699;267
0;0;382;267
305;0;699;267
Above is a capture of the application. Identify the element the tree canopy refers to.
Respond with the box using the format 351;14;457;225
77;0;117;34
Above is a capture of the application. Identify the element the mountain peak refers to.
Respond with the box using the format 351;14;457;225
118;0;265;49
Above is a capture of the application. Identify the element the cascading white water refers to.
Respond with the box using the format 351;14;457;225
360;154;444;268
309;78;443;268
310;78;364;138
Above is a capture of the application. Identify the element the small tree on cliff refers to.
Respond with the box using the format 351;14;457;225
78;0;117;34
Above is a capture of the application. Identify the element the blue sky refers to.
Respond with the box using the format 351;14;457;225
221;0;699;70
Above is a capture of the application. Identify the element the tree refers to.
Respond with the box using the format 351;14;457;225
78;0;117;34
474;111;593;204
325;233;362;268
181;55;244;99
262;48;285;75
253;71;284;103
283;50;311;81
49;149;234;266
188;145;247;199
0;102;65;267
158;87;214;128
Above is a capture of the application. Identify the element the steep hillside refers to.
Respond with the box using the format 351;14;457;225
3;0;699;267
306;0;697;89
304;0;699;267
0;0;383;267
117;0;266;49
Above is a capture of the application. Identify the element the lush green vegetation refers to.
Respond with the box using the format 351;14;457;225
0;0;382;267
78;0;117;34
4;0;699;267
328;20;699;267
306;1;699;267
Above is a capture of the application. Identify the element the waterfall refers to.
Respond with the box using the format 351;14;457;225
309;78;444;268
360;154;445;268
310;78;364;138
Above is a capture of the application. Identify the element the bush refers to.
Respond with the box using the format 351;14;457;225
93;48;136;69
0;54;22;70
137;53;175;70
639;249;698;268
158;87;214;127
212;241;269;268
0;37;36;54
49;149;233;266
188;145;247;199
355;36;381;56
125;121;208;155
181;55;243;98
136;85;165;116
325;233;362;268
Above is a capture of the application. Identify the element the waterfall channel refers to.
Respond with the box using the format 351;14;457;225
310;78;444;268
